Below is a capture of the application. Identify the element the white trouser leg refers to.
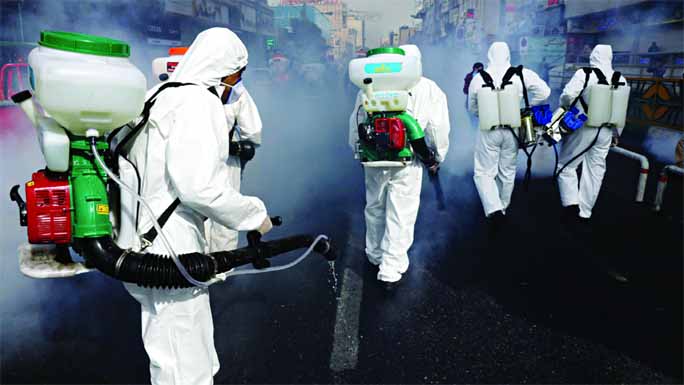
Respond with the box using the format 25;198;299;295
378;162;423;282
125;284;219;385
557;127;596;208
578;128;613;218
364;167;390;265
495;129;519;212
474;129;505;216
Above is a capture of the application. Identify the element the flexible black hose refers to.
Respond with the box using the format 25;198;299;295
410;138;437;166
553;126;603;182
506;127;536;190
73;235;333;289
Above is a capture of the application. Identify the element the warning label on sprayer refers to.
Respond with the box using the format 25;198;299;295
96;205;109;215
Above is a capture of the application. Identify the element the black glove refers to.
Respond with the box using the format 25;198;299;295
427;162;440;176
229;141;256;164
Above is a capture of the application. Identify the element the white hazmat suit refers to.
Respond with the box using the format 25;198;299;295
118;28;269;385
205;80;263;252
468;42;550;216
557;45;625;219
348;44;450;283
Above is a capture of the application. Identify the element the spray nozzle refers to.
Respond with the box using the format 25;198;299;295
11;90;38;127
363;78;374;98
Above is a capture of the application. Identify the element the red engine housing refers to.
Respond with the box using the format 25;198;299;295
25;170;71;244
374;118;406;150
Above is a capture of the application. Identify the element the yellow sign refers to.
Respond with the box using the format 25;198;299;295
96;204;109;215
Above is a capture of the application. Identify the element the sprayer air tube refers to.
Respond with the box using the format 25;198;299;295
410;138;435;165
74;234;330;289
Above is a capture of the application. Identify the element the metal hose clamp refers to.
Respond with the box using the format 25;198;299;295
207;254;218;275
115;249;133;276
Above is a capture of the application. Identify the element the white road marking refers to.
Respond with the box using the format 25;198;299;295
329;267;363;372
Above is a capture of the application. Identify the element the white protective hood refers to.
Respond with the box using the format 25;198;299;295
589;44;614;75
487;42;511;70
170;27;248;88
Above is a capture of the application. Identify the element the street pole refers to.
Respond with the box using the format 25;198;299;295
362;18;366;49
498;0;505;39
18;0;25;42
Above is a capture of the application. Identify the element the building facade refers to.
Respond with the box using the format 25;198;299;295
272;4;331;40
275;0;363;62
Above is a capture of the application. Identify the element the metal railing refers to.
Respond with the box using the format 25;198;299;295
0;62;30;101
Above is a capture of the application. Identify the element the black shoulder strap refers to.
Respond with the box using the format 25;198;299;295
570;67;594;111
500;65;530;109
110;82;195;157
478;70;496;89
593;68;609;85
611;71;625;87
516;66;530;109
141;198;181;245
500;66;519;88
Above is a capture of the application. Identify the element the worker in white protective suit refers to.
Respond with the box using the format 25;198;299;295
119;28;273;385
557;45;625;223
348;44;450;289
205;75;263;252
468;42;550;231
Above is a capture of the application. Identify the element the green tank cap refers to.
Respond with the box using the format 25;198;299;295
367;47;405;57
39;31;130;58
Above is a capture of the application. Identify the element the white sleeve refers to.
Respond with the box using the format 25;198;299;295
166;97;267;231
426;86;450;162
349;90;363;153
559;69;586;108
235;90;263;145
467;74;483;116
522;69;551;106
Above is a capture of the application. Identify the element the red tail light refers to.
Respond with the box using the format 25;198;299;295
25;171;71;244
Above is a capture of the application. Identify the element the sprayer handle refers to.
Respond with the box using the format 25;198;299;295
10;185;28;227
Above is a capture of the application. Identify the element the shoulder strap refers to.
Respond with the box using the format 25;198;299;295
141;198;181;245
500;66;519;88
610;71;625;87
570;67;594;111
592;68;609;85
501;65;530;109
571;67;609;111
478;70;496;89
109;82;195;157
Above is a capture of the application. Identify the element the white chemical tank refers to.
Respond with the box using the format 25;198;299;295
586;84;631;128
28;31;146;135
349;47;422;92
152;47;187;82
476;85;522;130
